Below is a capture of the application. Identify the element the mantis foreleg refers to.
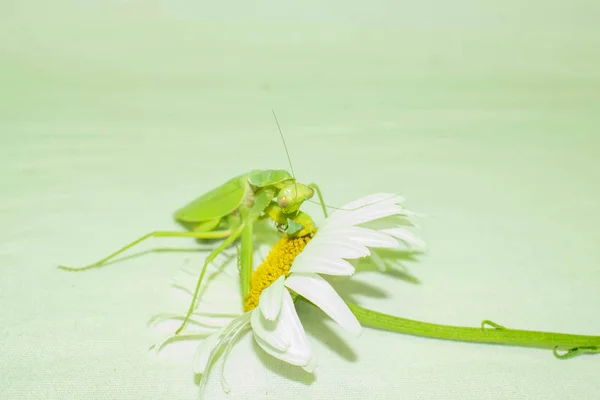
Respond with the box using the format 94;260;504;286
239;188;275;301
58;229;232;271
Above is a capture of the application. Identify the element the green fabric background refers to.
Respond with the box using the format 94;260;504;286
1;1;599;399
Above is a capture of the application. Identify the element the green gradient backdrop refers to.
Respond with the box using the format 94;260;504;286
1;1;599;399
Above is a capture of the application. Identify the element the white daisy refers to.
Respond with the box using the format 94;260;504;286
190;193;421;396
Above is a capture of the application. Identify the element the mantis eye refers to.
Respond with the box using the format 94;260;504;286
278;196;288;208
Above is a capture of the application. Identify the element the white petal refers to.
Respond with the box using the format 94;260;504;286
193;327;225;374
325;201;406;228
324;193;403;224
358;214;416;230
291;250;356;275
310;238;371;258
290;227;401;277
285;273;361;335
383;228;427;250
252;289;314;368
300;232;369;261
303;355;318;373
259;275;286;321
338;193;404;210
291;239;360;275
317;226;400;249
251;307;290;352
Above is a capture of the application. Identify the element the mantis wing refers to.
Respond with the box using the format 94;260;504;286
174;174;249;222
248;169;292;187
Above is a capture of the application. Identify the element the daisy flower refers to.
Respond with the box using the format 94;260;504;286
190;193;422;396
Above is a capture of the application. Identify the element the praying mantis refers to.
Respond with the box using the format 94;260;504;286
59;115;328;335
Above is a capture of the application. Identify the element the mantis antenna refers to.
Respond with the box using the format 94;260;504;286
271;109;297;181
270;111;404;214
271;109;300;198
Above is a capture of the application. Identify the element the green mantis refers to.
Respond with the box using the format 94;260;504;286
59;128;328;335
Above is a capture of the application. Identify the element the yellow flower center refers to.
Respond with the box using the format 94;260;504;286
243;234;313;312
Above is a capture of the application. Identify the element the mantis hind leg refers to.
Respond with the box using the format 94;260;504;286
58;227;232;271
308;183;328;217
175;222;248;334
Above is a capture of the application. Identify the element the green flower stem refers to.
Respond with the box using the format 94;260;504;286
346;301;600;359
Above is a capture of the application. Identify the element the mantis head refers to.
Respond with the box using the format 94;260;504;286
277;182;314;214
